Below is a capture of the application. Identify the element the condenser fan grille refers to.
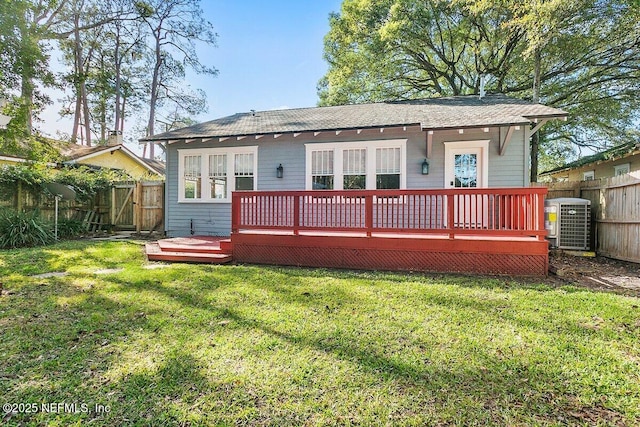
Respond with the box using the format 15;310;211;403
559;204;590;250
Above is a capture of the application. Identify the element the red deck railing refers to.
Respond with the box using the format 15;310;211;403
231;188;548;239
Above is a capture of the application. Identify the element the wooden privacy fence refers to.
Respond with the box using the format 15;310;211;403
0;180;164;233
110;181;164;232
543;172;640;263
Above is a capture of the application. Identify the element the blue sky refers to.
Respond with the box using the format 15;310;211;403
40;0;343;147
201;1;343;118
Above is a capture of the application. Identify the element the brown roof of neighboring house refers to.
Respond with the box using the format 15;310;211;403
61;143;165;175
140;94;567;142
540;141;640;176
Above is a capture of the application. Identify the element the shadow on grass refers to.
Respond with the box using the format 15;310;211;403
2;246;636;425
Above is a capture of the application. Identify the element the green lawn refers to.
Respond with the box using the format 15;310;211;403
1;240;639;426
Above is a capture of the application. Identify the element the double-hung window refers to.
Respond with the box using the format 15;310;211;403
311;150;334;190
306;139;406;190
183;155;202;199
343;148;366;189
178;147;257;202
376;147;401;189
209;154;227;199
234;153;255;190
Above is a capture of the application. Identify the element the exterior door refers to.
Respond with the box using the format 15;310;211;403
444;141;489;228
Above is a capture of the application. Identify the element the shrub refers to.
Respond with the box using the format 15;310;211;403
55;218;85;239
0;209;55;249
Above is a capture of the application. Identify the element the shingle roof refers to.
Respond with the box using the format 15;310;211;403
140;94;567;142
61;143;165;176
540;141;640;176
59;143;114;160
141;157;166;175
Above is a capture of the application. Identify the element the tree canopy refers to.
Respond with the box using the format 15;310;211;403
319;0;640;177
0;0;217;158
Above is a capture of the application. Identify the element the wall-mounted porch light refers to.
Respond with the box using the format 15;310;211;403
421;159;430;175
276;163;284;178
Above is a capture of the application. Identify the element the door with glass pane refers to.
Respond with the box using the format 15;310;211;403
444;142;488;228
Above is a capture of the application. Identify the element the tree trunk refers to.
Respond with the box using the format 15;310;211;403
73;11;92;146
19;15;34;136
113;23;122;135
146;26;163;159
530;47;542;183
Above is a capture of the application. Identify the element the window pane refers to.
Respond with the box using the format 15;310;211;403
376;147;401;174
312;175;334;190
184;155;201;177
312;150;334;174
235;176;254;191
209;154;227;176
211;177;227;199
234;153;254;176
344;175;366;189
343;149;366;174
376;174;400;189
454;154;477;188
184;178;201;199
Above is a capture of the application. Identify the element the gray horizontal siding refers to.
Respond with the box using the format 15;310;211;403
165;126;529;237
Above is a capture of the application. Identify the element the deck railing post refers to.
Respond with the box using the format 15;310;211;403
231;192;240;234
365;193;373;237
537;190;547;240
293;195;300;236
447;193;455;239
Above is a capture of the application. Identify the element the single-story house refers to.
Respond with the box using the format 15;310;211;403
141;94;566;237
1;143;164;179
61;143;165;178
540;141;640;182
142;94;567;275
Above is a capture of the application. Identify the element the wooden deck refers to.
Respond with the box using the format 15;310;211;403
231;188;549;276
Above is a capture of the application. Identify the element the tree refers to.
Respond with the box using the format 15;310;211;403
319;0;640;180
58;0;144;145
135;0;217;158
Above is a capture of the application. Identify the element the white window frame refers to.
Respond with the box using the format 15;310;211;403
304;139;407;190
178;146;258;203
583;170;595;181
614;163;630;176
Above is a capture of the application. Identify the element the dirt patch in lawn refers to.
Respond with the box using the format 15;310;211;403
548;251;640;296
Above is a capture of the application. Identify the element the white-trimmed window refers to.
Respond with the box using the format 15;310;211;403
311;150;334;190
614;163;630;176
209;154;227;199
305;139;406;190
376;147;401;189
178;147;257;202
343;148;366;189
234;153;255;190
183;155;202;199
583;170;595;181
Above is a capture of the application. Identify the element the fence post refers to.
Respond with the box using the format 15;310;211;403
135;181;143;233
110;186;116;226
16;181;23;211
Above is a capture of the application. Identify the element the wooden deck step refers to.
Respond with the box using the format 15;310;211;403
145;242;232;264
157;236;231;255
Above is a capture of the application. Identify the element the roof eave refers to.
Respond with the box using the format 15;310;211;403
540;147;640;176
